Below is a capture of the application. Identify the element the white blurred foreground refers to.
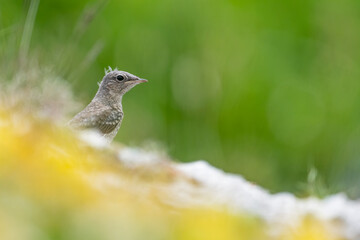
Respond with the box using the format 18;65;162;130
80;130;360;240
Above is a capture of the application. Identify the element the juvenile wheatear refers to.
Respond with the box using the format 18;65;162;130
69;68;147;142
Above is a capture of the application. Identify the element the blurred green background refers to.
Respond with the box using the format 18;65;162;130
2;0;360;196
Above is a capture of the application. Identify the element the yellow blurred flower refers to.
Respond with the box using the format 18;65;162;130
0;108;341;240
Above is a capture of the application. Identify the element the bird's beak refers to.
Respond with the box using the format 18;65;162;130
133;78;148;84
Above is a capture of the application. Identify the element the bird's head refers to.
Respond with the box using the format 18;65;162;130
98;70;147;98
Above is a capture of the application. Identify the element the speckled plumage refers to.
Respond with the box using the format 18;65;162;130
69;69;147;142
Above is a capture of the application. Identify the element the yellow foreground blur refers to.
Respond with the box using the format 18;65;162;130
0;109;339;240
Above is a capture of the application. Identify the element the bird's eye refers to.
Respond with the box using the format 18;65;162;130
116;75;125;81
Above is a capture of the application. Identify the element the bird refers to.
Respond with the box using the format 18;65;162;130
69;68;147;142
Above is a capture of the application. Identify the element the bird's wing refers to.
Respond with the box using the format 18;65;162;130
69;107;123;134
96;110;123;134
